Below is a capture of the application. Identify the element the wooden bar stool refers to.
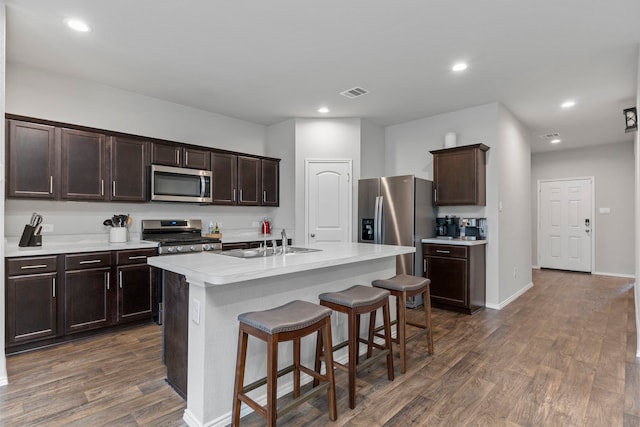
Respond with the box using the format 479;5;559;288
232;300;337;427
372;274;434;373
316;285;394;409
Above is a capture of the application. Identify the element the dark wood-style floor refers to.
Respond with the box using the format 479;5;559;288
1;269;639;426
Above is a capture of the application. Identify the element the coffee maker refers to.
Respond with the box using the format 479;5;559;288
435;216;460;239
459;217;487;240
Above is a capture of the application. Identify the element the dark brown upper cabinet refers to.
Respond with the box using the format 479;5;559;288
152;142;211;170
110;136;149;202
211;152;237;205
61;128;109;201
261;159;280;206
237;156;261;206
6;120;57;199
431;143;489;206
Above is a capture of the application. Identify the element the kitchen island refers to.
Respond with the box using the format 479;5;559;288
147;242;414;427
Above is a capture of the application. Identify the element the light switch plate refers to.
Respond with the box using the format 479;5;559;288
599;207;611;214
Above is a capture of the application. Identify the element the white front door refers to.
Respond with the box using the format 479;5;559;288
305;160;352;245
538;178;593;272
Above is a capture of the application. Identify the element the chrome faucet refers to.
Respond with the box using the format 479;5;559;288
281;229;288;254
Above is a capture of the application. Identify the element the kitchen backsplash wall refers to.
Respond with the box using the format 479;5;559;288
5;200;282;238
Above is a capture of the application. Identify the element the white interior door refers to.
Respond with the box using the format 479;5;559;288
538;178;593;272
305;160;352;245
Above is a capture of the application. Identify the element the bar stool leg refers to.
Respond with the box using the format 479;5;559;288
382;303;395;381
232;328;249;427
347;309;358;409
313;331;323;388
366;310;376;359
322;317;338;421
293;337;301;398
266;335;278;427
397;290;408;374
424;287;434;355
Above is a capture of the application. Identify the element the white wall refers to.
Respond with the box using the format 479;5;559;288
632;46;639;358
497;105;532;304
4;65;285;237
532;142;635;276
360;119;385;178
266;119;295;233
0;3;8;387
294;118;362;243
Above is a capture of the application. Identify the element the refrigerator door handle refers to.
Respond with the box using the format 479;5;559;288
377;196;384;244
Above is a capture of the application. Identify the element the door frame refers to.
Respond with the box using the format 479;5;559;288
304;159;353;245
537;176;595;272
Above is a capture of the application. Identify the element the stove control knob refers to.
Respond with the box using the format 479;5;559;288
166;247;174;253
176;246;184;252
202;244;210;251
190;245;197;251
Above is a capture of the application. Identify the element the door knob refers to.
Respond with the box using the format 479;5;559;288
310;233;316;238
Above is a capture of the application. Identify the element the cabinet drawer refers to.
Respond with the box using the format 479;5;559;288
7;256;58;276
116;248;157;265
424;244;468;258
65;252;111;270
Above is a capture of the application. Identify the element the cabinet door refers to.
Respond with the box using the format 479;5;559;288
425;256;468;307
6;273;57;344
211;152;237;205
152;142;181;167
64;268;111;334
237;156;261;206
117;264;156;323
110;136;148;202
432;145;487;206
183;148;211;170
261;159;279;206
163;271;189;398
7;120;57;199
61;128;108;201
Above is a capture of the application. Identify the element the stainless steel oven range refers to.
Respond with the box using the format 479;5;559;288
141;219;222;255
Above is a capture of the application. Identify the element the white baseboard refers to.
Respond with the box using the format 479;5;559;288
532;265;541;270
592;271;635;279
486;282;534;310
0;375;7;387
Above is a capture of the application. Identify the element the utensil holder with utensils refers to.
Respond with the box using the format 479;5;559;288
109;227;128;243
104;213;130;243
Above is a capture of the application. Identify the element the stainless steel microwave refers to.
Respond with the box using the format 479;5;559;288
150;164;212;203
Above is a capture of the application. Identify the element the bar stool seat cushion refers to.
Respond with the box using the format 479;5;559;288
372;274;430;292
238;300;332;334
319;285;390;308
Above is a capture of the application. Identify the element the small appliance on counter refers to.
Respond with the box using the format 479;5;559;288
435;216;460;239
459;217;487;240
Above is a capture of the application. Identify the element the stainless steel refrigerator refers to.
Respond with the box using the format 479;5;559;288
358;175;434;298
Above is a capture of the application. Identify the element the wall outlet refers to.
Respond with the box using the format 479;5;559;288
41;223;54;233
192;299;201;324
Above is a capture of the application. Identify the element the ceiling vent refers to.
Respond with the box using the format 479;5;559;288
538;132;560;139
340;86;369;99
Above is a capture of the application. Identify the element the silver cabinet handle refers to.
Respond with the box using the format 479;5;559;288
112;181;116;197
233;188;236;202
434;188;437;203
50;176;53;194
423;259;426;272
263;191;266;203
436;250;450;254
21;264;48;270
176;149;180;165
128;255;147;260
101;179;104;196
239;189;243;202
119;271;123;289
106;272;110;290
79;259;102;264
52;277;56;298
185;151;188;165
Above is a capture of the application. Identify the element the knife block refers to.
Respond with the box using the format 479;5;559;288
18;225;42;247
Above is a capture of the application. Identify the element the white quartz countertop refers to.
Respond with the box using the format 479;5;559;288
421;238;487;246
4;234;158;257
147;242;414;286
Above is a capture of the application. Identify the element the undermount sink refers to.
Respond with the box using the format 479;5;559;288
219;246;322;259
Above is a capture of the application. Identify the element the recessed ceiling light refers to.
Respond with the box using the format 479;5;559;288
550;139;561;144
451;62;468;72
561;100;575;109
318;107;329;114
66;19;90;32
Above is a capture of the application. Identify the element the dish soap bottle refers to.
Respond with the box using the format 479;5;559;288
214;223;220;234
208;220;215;234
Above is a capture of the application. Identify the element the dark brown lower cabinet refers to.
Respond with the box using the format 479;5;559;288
116;248;157;324
423;243;486;314
163;271;189;398
64;267;111;334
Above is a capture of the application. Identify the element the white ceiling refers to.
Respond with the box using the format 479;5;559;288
5;0;640;153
